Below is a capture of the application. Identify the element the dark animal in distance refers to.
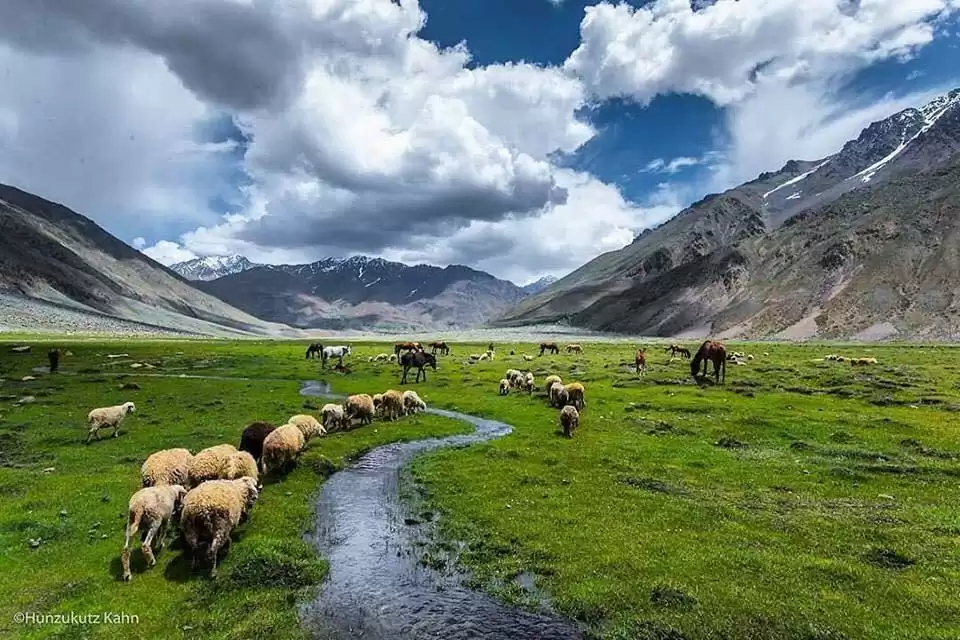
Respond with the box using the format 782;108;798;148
48;348;61;373
487;343;495;353
428;341;450;355
691;340;726;384
305;343;323;359
666;344;691;359
400;351;437;384
539;342;560;356
635;349;647;375
394;342;423;357
239;421;278;464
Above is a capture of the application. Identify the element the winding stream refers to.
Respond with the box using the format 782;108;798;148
298;381;583;640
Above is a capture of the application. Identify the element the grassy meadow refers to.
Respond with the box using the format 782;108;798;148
1;338;959;639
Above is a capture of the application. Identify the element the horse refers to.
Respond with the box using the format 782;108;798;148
665;344;691;359
394;342;423;357
48;348;61;373
321;345;351;369
487;343;495;353
305;343;323;359
539;342;560;356
400;351;437;384
691;340;726;384
566;344;583;354
428;341;450;356
635;349;647;376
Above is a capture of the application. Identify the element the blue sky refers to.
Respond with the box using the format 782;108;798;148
0;0;958;284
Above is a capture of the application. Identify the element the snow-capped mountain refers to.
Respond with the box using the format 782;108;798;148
170;255;258;281
521;275;559;295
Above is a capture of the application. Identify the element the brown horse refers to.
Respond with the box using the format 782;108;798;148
394;342;423;357
305;343;323;359
665;344;691;359
400;351;437;384
48;348;61;373
539;342;560;356
566;344;583;354
428;341;450;356
635;349;647;375
691;340;726;384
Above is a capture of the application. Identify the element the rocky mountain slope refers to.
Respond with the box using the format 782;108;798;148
170;255;257;281
0;184;296;337
194;256;529;330
497;89;960;341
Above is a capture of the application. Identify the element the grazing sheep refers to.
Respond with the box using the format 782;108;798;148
345;394;375;427
548;381;565;408
499;378;510;396
379;389;404;421
121;484;187;581
188;444;237;488
261;424;306;475
478;352;491;362
238;421;277;464
222;450;259;483
388;354;398;363
560;406;580;438
374;353;390;362
86;401;136;443
763;352;770;357
851;357;878;366
522;372;536;394
402;390;426;414
563;382;585;410
141;448;193;488
505;369;523;388
180;477;259;578
544;375;562;390
372;393;384;414
747;354;754;361
566;344;583;354
321;403;348;432
523;354;534;361
288;414;326;439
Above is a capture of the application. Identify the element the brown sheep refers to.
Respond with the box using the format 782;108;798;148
560;405;580;437
563;382;585;410
345;394;375;426
379;390;404;421
141;448;193;488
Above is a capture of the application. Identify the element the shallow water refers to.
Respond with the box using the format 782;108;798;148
298;381;583;640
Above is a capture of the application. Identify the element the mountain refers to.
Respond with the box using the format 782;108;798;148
195;256;529;330
0;184;296;337
522;275;559;295
497;89;960;341
170;255;257;281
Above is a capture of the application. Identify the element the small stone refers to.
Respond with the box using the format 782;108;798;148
90;522;101;529
285;492;293;497
16;396;36;405
42;467;55;473
59;509;68;517
879;494;895;501
21;376;36;382
29;538;41;548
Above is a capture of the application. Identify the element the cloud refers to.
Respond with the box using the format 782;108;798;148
131;237;147;250
564;0;957;105
142;240;198;266
642;154;717;174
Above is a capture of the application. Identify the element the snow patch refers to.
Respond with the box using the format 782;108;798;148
763;160;831;199
786;191;802;200
364;277;382;288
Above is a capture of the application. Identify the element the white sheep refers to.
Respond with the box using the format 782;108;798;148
121;484;187;581
287;414;326;439
187;444;237;488
86;401;136;443
222;450;259;483
498;378;510;395
522;372;536;394
180;478;259;577
261;424;306;475
141;448;193;488
321;403;348;432
345;394;375;426
548;381;564;407
522;354;534;361
402;390;426;414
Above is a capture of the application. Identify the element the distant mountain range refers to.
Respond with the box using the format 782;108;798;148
497;89;960;341
170;255;535;331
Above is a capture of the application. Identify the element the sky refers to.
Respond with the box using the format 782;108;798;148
0;1;958;286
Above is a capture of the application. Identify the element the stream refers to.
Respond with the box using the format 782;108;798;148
298;381;583;640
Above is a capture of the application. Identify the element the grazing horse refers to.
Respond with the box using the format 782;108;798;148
691;340;726;384
428;341;450;356
321;345;351;369
539;342;560;356
566;344;583;354
400;351;437;384
635;349;647;376
665;344;691;359
48;348;61;373
394;342;423;357
305;343;323;359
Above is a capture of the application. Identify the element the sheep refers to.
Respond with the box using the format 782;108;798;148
188;444;237;488
522;372;536;394
372;393;384;416
374;353;389;362
121;484;187;581
288;414;326;439
180;477;259;578
560;405;580;438
505;368;521;382
388;354;398;363
746;354;754;361
86;401;136;443
238;421;277;464
851;357;878;366
141;448;193;488
321;403;348;432
345;394;375;426
478;352;491;362
544;374;562;390
222;450;259;483
523;354;534;361
563;382;585;410
498;378;510;395
260;424;305;475
402;390;426;414
548;381;565;408
379;389;404;421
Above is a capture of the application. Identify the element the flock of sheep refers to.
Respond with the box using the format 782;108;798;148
107;386;427;582
499;368;586;438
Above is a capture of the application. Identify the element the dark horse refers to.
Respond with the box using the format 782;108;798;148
48;348;61;373
400;351;437;384
665;344;691;359
691;340;726;384
394;342;423;357
539;342;560;356
428;341;450;356
305;343;323;359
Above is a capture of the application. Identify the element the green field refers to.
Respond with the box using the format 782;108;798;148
1;339;959;639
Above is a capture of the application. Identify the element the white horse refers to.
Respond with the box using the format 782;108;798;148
321;345;352;368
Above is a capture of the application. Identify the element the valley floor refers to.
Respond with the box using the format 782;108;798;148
1;339;958;639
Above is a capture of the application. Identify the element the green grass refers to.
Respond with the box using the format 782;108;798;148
2;339;959;639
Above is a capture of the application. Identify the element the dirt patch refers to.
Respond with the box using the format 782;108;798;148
863;547;915;570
